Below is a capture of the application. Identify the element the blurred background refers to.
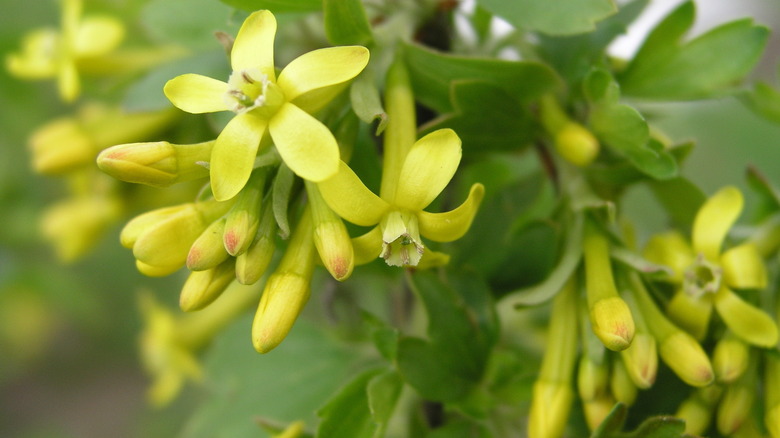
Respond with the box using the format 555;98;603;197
1;0;779;437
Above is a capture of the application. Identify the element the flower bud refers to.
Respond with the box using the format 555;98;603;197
306;181;354;280
179;259;237;311
528;381;573;438
676;386;721;436
29;118;94;174
582;395;616;432
223;170;267;256
554;122;599;167
41;195;122;262
611;359;637;406
187;218;229;271
713;334;749;383
584;227;635;351
97;140;211;187
252;211;315;353
658;331;713;387
578;355;609;402
766;352;780;438
620;332;657;389
717;375;755;435
235;202;276;285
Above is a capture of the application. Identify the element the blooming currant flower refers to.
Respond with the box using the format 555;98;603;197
163;10;369;201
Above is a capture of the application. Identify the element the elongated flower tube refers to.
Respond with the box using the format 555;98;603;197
163;10;369;201
6;0;124;101
97;140;211;187
644;186;778;347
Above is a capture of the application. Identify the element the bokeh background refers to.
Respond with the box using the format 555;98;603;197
1;0;779;437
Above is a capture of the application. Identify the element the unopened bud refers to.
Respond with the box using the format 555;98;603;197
582;395;616;432
223;170;266;256
187;218;229;271
578;355;609;402
713;334;749;383
610;359;637;406
235;202;276;285
179;259;237;311
30;118;94;174
658;331;713;387
97;140;211;187
590;297;635;351
717;376;755;435
554;122;599;167
528;381;573;438
676;386;721;436
306;181;354;281
620;332;657;389
766;352;780;438
41;195;122;262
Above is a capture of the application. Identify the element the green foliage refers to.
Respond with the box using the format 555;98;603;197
219;0;320;13
323;0;374;46
478;0;616;36
591;403;689;438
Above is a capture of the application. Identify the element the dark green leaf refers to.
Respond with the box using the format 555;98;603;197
316;368;383;438
619;2;768;99
402;42;560;113
366;370;403;424
395;337;473;402
623;416;687;438
219;0;321;13
419;80;534;155
648;177;706;231
477;0;616;36
272;163;295;239
323;0;373;46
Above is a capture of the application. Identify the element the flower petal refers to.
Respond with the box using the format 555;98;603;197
720;243;767;290
394;129;462;211
666;288;713;341
317;161;389;226
164;74;229;114
277;46;369;113
210;113;267;201
714;287;778;347
419;183;484;242
74;17;124;56
642;231;694;283
6;30;59;79
268;102;340;182
693;186;743;260
231;10;276;78
352;226;382;265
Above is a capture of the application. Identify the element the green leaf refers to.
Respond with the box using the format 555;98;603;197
396;271;498;402
619;1;769;99
402;42;560;113
590;104;677;180
590;402;688;438
185;318;356;438
477;0;616;36
742;81;780;124
501;213;583;306
323;0;373;46
141;0;237;50
366;370;403;424
420;80;534;155
648;177;706;231
219;0;321;13
590;402;627;437
316;368;383;438
350;72;388;135
272;163;295;239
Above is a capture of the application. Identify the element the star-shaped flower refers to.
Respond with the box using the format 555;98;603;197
317;129;484;267
6;0;124;102
644;186;778;347
163;10;369;201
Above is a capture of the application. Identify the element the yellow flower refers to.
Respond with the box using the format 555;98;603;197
6;0;124;102
317;129;484;267
163;10;369;201
644;186;778;347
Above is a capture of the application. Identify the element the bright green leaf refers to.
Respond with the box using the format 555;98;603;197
366;370;403;424
742;81;780;123
478;0;616;36
219;0;321;13
316;368;382;438
323;0;373;46
402;42;560;113
619;1;768;99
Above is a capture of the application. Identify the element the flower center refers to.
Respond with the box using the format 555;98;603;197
223;69;284;117
683;253;722;298
380;210;424;267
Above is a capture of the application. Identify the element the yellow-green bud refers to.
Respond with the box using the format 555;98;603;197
223;170;266;256
676;386;721;436
717;379;755;435
41;195;122;262
620;332;657;389
578;355;609;402
122;199;232;276
658;331;713;387
252;210;315;353
29;118;94;174
554;122;599;167
766;352;780;438
187;218;230;271
97;140;211;187
713;334;749;383
528;381;574;438
584;227;635;351
235;202;276;285
611;358;637;406
179;259;237;312
306;181;354;281
583;395;616;432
